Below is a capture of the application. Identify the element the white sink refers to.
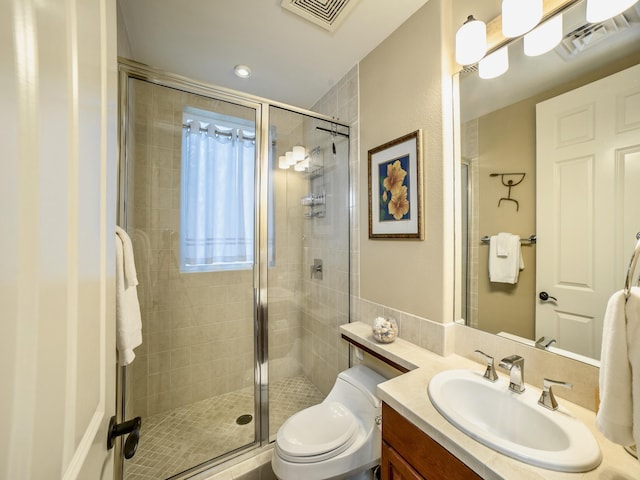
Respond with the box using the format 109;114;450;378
427;369;602;472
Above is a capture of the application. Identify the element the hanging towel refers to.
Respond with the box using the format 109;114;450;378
629;287;640;453
115;226;143;366
488;233;524;284
496;232;511;257
596;286;640;451
132;229;153;311
597;290;634;446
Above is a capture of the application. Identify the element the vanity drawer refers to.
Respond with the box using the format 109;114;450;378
381;402;481;480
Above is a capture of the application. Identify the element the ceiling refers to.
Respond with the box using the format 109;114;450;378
117;0;430;109
116;0;504;110
116;0;639;122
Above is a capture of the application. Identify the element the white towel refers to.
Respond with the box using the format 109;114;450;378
629;287;640;453
132;229;153;310
596;287;640;451
496;232;511;257
115;226;143;366
488;234;524;284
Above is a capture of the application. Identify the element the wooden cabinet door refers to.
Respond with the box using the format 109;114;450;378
382;441;425;480
382;403;482;480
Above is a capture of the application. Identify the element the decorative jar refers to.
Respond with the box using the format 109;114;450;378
372;316;398;343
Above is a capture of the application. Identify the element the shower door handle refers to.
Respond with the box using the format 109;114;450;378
107;415;141;459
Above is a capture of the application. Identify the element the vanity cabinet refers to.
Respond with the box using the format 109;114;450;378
381;403;482;480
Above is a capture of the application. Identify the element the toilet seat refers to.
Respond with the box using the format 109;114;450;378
275;401;360;463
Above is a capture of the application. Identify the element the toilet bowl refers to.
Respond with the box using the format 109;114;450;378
271;365;387;480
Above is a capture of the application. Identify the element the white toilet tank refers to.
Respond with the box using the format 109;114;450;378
325;365;387;422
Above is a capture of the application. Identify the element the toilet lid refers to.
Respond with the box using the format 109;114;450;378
276;401;359;459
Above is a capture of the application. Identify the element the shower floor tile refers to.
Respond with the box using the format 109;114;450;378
125;375;324;480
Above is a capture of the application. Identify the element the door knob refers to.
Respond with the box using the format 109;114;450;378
107;416;141;459
539;291;558;302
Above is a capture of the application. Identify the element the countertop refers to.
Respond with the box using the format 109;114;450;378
340;321;640;480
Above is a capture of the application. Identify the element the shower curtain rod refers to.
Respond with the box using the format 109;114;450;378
316;126;349;138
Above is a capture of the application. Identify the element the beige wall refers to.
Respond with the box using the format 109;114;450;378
353;0;624;411
359;0;454;324
476;99;536;338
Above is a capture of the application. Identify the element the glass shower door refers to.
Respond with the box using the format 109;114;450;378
120;76;261;479
266;105;351;440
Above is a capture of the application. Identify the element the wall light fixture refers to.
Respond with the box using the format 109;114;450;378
502;0;543;37
586;0;638;22
455;15;487;65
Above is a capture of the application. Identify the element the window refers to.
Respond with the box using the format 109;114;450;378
180;108;256;273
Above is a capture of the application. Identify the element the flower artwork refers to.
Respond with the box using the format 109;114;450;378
368;130;423;239
379;157;410;222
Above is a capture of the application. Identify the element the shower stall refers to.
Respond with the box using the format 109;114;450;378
117;60;351;479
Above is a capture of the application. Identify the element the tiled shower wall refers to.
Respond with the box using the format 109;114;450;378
126;71;356;415
127;80;267;418
306;66;359;394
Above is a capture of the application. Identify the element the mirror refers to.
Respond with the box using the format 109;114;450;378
457;0;640;364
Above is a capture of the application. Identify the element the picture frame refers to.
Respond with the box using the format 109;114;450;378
368;130;423;239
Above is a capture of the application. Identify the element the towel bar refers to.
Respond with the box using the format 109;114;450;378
480;234;536;244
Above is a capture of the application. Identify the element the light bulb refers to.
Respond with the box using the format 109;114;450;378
502;0;543;37
455;15;487;65
479;47;509;79
278;155;289;169
586;0;638;23
293;145;306;162
285;151;296;166
524;15;563;56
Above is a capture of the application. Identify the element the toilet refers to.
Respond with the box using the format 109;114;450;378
271;365;387;480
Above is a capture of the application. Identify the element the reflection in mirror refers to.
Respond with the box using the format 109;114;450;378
457;0;640;364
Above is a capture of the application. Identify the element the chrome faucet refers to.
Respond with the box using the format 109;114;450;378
474;350;498;382
535;336;557;350
538;378;573;410
498;355;525;393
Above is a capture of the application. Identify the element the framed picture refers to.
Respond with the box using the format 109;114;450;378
368;130;423;239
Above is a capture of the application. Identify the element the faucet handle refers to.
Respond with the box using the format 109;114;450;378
538;378;573;410
474;350;498;382
535;336;557;350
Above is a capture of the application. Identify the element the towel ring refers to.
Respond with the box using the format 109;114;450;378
624;232;640;299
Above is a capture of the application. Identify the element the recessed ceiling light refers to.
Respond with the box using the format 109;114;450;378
234;64;251;78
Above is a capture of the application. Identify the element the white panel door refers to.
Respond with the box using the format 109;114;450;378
0;0;118;479
536;64;640;359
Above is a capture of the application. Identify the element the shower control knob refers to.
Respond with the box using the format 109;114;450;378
375;415;382;426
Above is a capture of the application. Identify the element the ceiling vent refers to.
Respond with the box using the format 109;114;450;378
281;0;361;32
554;5;640;60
